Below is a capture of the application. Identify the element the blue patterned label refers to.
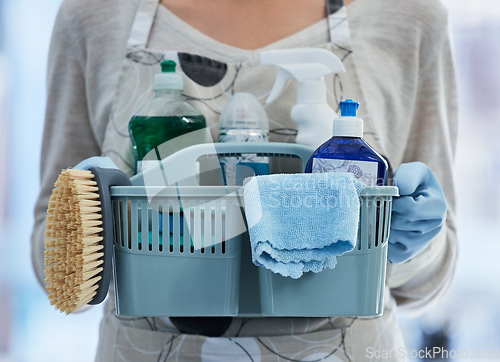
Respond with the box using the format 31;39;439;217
312;158;378;186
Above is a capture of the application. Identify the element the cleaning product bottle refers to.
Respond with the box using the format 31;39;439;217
218;92;269;186
305;99;388;186
260;48;345;149
129;60;207;174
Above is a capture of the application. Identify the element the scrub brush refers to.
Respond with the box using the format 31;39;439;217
44;166;130;313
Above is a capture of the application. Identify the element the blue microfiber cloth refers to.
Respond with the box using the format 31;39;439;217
243;172;364;279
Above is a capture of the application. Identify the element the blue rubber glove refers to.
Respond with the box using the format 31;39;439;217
388;162;447;264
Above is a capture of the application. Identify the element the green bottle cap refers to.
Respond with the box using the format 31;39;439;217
161;60;177;73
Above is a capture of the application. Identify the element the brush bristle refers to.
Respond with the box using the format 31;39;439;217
44;168;104;314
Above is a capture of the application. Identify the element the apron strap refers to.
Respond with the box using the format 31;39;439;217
326;0;344;16
326;0;352;48
127;0;161;48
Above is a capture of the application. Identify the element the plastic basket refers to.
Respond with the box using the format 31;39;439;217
110;143;398;317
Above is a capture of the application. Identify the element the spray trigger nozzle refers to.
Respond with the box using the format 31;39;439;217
260;48;345;104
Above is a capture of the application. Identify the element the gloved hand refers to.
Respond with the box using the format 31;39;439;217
73;156;118;170
388;162;447;264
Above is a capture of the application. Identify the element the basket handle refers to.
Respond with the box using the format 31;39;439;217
130;142;314;186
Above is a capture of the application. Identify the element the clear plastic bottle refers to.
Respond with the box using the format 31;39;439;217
305;99;388;186
218;93;269;185
129;60;207;174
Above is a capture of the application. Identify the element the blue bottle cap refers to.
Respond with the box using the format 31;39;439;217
333;99;363;137
340;99;359;117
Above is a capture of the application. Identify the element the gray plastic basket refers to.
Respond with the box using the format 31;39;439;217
110;143;398;317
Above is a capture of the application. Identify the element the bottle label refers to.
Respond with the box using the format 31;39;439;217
218;131;269;185
312;158;379;186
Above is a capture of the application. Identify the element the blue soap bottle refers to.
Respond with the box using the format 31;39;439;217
305;99;388;186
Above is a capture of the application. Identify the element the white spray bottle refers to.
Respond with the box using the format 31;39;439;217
260;48;345;149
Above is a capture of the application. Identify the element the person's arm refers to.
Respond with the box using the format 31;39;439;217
386;7;458;313
31;3;101;288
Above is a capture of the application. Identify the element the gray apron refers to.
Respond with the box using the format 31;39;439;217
96;0;405;360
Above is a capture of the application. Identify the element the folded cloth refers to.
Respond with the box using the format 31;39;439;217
243;172;364;279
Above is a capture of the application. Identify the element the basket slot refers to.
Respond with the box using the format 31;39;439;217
210;203;218;252
183;201;193;254
375;199;382;248
159;200;171;252
382;199;392;246
113;201;122;247
171;200;182;253
204;201;213;253
192;200;201;253
160;201;169;252
128;200;137;250
221;199;227;255
359;198;372;251
139;200;148;251
123;200;131;250
215;199;223;254
131;200;139;250
150;201;161;252
379;198;390;248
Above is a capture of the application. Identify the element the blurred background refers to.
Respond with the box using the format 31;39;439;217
0;0;499;361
